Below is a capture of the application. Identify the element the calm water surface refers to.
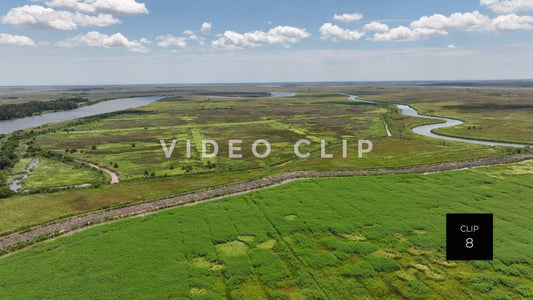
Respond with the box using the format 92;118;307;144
0;96;164;134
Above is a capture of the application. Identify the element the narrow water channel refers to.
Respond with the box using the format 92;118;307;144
10;157;40;192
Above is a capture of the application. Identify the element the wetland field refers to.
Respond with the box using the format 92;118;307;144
0;83;532;299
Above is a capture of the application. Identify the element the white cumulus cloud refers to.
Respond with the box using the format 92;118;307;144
44;0;94;13
138;37;151;44
57;31;148;52
201;22;212;33
45;0;149;15
0;33;36;46
157;29;207;48
183;30;205;45
371;10;526;41
481;0;533;13
1;5;119;30
156;34;188;47
319;23;365;41
491;13;533;31
410;11;492;32
333;12;363;22
363;21;389;32
372;26;448;41
211;26;310;49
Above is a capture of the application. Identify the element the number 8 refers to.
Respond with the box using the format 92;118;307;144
466;238;474;248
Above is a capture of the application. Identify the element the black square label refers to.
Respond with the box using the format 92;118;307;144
446;213;493;260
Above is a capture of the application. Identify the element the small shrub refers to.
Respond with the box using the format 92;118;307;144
365;255;400;272
296;271;314;288
471;260;491;270
513;264;533;280
497;276;516;288
473;282;495;293
225;275;246;289
320;238;378;255
303;290;327;300
333;251;350;261
229;290;246;300
0;187;14;199
489;290;511;300
302;250;340;268
408;280;431;294
515;285;533;297
471;273;498;285
266;290;289;300
394;242;408;252
471;273;497;293
181;165;193;172
341;261;376;277
292;233;317;249
351;242;379;255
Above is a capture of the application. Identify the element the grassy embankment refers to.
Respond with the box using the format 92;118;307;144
0;161;531;299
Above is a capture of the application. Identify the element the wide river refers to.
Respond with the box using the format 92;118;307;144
0;96;165;134
0;93;296;135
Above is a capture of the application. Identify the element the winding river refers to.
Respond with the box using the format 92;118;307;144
345;94;528;148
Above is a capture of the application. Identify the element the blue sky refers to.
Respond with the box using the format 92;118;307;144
0;0;532;85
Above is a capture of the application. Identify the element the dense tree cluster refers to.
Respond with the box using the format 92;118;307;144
0;97;89;120
0;135;19;170
0;135;21;198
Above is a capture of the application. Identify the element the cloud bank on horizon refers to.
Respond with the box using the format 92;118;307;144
0;0;532;84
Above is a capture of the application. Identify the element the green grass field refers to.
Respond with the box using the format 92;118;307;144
0;88;523;235
0;161;531;299
20;158;103;190
0;168;271;234
10;158;32;175
30;94;389;179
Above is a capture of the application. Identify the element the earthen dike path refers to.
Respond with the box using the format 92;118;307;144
1;154;532;256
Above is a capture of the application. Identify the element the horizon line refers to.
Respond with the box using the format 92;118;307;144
2;79;533;88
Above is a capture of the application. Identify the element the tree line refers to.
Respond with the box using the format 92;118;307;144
0;135;21;198
0;97;89;120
